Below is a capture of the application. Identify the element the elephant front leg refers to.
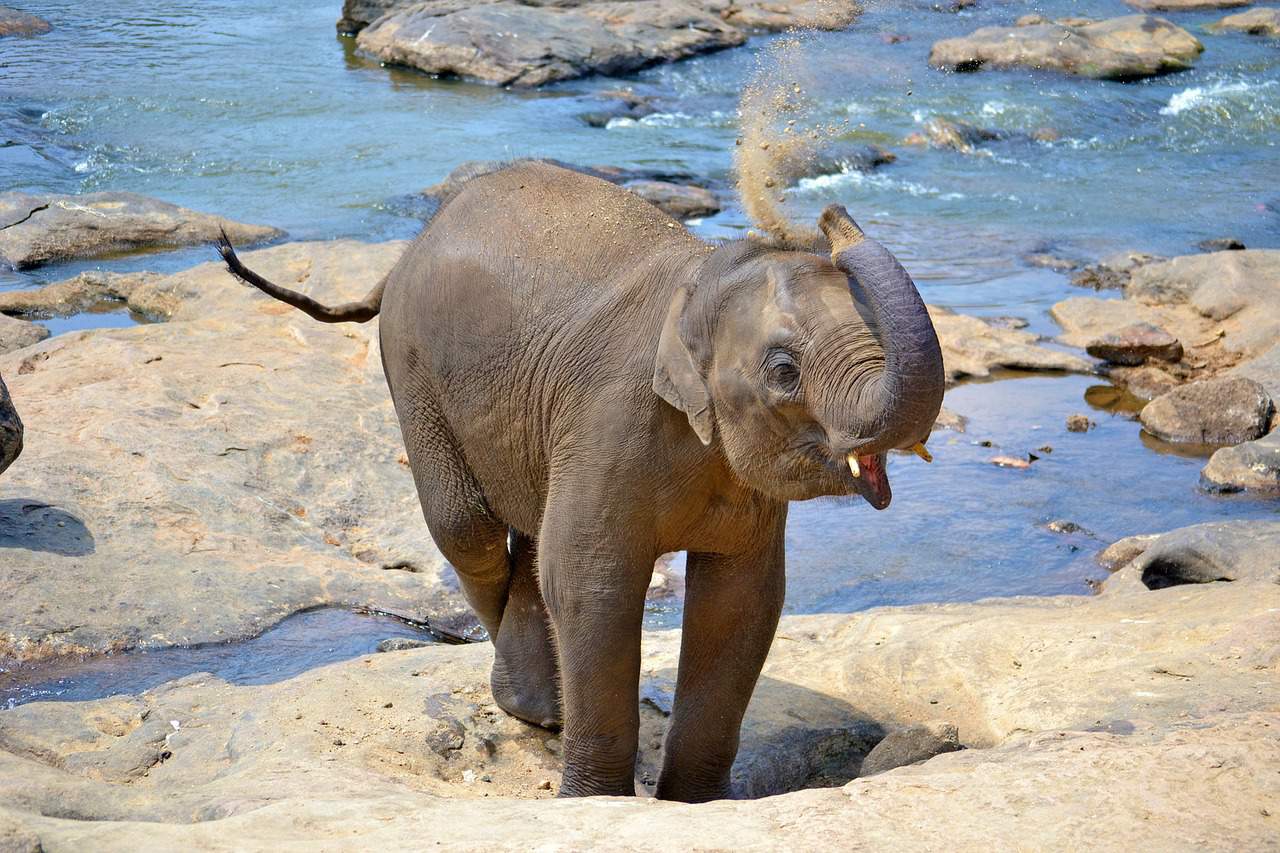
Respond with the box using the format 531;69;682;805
538;521;652;797
656;516;786;803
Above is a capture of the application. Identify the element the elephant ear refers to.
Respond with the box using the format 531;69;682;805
652;285;714;446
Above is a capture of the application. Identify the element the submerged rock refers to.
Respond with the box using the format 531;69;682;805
0;192;282;270
929;15;1203;80
1196;237;1246;252
0;372;20;477
0;5;50;37
0;313;47;355
1208;7;1280;35
766;140;897;186
1139;376;1272;446
1201;430;1280;495
903;117;1002;153
1085;322;1183;366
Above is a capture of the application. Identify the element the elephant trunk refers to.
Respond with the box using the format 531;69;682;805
818;205;945;454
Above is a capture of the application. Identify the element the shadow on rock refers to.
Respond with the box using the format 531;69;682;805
0;499;94;556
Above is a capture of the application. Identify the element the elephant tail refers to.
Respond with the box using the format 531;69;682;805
216;229;385;324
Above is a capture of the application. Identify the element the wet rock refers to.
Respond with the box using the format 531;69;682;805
1201;430;1280;495
767;141;896;186
1023;251;1081;272
929;307;1092;383
1208;6;1280;35
904;117;1001;154
0;271;169;321
929;15;1203;80
0;5;50;37
860;722;961;776
0;313;48;355
1127;0;1248;9
1139;376;1272;446
3;528;1278;847
0;241;466;660
1096;533;1160;570
0;373;21;477
1196;237;1246;252
1085;322;1183;366
0;192;282;270
1103;365;1182;400
1065;414;1095;433
579;90;658;128
376;637;433;653
623;181;720;220
1070;250;1162;291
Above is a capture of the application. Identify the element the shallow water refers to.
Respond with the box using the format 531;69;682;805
1;1;1277;689
0;607;445;708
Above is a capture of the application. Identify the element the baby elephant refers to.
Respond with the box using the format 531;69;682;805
219;161;943;801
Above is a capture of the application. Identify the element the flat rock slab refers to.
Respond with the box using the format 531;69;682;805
0;240;465;659
1139;375;1272;446
929;15;1203;80
352;0;859;86
2;545;1277;848
929;307;1093;382
0;5;50;37
1208;6;1280;35
0;192;283;270
0;270;170;321
1202;429;1280;494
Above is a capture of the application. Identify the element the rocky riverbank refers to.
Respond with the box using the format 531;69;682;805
0;518;1275;848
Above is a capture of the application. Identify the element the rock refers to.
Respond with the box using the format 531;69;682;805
623;181;720;220
929;307;1093;383
1208;6;1280;35
1103;365;1182;400
929;15;1203;80
0;314;48;355
1139;376;1272;446
1201;429;1280;495
0;192;282;270
932;406;967;433
1231;343;1280;402
1047;519;1090;535
0;5;50;37
0;813;41;853
0;372;21;477
1196;237;1246;252
766;140;897;186
579;90;658;128
1023;251;1081;272
1096;533;1160;570
1085;322;1183;366
1065;414;1095;432
3;525;1277;847
0;271;172;321
376;637;433;653
0;241;471;660
904;117;1002;154
859;722;961;776
1016;13;1049;26
1127;0;1248;9
990;455;1031;469
1070;251;1162;291
1106;521;1280;590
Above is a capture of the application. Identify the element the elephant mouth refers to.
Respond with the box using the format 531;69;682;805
847;452;891;511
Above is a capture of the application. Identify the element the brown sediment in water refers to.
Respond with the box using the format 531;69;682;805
735;4;858;244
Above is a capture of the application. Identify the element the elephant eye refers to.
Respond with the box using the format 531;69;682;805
763;349;801;395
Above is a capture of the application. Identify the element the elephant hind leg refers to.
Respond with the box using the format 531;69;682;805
491;531;562;730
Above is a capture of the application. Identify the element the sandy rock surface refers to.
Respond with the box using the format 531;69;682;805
928;306;1092;382
1;532;1276;849
1208;6;1280;34
0;271;169;321
929;15;1203;80
0;192;283;270
349;0;860;86
0;240;467;660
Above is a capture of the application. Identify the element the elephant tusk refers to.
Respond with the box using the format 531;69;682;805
911;442;933;463
847;453;860;478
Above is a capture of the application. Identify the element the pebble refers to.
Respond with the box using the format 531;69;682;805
1066;414;1095;432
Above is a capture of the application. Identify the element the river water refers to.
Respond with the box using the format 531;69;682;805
2;1;1278;658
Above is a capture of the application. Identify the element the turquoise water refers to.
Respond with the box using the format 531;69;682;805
2;1;1277;629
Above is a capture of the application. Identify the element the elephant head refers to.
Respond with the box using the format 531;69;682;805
653;205;944;509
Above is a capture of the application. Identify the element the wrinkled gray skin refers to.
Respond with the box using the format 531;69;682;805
0;372;22;477
219;162;944;801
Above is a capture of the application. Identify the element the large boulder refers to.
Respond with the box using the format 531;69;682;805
1;526;1277;847
1139;376;1272;446
929;15;1203;80
1208;6;1280;35
0;241;467;660
1201;430;1280;495
1101;520;1280;588
350;0;859;86
0;192;283;270
0;372;20;477
0;5;50;37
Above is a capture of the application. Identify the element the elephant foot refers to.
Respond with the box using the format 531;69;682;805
490;657;561;730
